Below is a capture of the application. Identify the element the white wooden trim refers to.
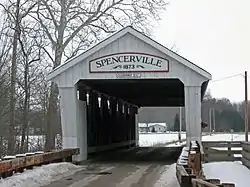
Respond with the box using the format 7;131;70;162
47;26;211;80
129;29;212;79
47;28;130;80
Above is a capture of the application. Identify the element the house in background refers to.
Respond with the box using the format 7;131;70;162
149;123;167;132
138;123;148;132
138;123;167;133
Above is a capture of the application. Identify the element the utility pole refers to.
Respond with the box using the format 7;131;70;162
209;108;212;135
179;107;182;142
245;71;248;141
212;108;216;132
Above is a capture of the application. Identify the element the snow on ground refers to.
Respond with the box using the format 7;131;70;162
0;162;83;187
165;133;250;147
139;132;186;147
154;163;178;187
154;161;250;187
202;133;250;142
1;133;248;187
165;141;186;147
203;162;250;187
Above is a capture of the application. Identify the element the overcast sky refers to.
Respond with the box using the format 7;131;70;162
153;0;250;102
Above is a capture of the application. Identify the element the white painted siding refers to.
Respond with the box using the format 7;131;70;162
54;33;207;87
51;27;211;161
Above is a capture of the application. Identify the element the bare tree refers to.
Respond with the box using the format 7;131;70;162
0;0;39;154
0;17;12;118
5;0;20;154
0;16;12;156
33;68;52;150
31;0;168;150
17;28;42;152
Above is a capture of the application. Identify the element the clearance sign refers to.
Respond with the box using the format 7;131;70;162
89;52;169;73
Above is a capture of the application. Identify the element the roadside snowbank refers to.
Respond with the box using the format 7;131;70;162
0;162;83;187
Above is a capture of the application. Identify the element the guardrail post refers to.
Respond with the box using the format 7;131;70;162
228;142;232;158
181;175;195;187
188;152;201;176
205;179;220;185
0;148;80;179
177;142;237;187
221;183;235;187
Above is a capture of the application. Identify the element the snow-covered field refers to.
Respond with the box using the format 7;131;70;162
139;132;250;147
202;133;250;142
139;132;186;147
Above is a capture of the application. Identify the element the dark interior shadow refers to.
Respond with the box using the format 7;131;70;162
87;146;183;164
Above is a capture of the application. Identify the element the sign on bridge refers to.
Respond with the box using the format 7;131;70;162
89;52;169;73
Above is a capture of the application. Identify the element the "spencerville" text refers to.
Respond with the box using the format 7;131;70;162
95;54;163;68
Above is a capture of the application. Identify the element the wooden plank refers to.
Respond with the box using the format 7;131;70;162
205;149;242;155
203;141;242;145
185;168;192;174
233;156;242;161
242;141;250;146
203;143;242;162
204;155;237;162
0;148;79;176
203;143;242;148
182;175;195;187
204;156;241;162
242;144;250;153
0;161;12;172
188;153;201;176
11;158;25;170
26;156;35;167
242;144;250;169
33;154;43;165
242;150;250;161
242;157;250;169
191;178;218;187
204;153;239;158
221;183;235;187
205;179;220;185
176;165;195;187
176;165;189;179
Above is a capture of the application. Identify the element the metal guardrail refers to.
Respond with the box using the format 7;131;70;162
0;148;79;178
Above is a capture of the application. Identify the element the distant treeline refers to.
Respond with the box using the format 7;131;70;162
138;91;249;132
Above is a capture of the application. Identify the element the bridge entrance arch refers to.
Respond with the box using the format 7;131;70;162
48;26;211;162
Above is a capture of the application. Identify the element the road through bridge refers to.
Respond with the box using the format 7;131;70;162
44;146;182;187
47;26;212;163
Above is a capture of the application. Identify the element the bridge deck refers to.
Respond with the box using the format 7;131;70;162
43;147;181;187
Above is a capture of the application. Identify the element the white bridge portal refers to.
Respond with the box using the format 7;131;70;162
47;26;212;162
